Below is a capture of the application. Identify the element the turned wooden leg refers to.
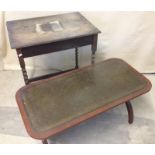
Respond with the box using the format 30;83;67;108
16;49;29;85
91;34;98;65
42;139;48;144
125;101;134;124
75;47;79;69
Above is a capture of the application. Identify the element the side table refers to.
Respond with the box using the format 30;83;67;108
6;12;101;85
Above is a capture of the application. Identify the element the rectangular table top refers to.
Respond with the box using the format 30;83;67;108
16;58;151;139
6;12;101;49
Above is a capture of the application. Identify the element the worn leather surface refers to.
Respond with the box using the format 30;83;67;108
21;59;149;132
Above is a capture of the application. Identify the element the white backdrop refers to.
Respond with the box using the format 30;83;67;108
1;11;155;73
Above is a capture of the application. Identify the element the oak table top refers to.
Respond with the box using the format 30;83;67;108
7;12;100;49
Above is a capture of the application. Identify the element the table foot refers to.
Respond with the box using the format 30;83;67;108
125;101;134;124
42;139;48;144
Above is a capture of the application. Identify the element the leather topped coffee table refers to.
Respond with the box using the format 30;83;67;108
16;58;151;144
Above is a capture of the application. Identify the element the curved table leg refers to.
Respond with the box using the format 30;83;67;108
42;139;48;144
125;101;134;124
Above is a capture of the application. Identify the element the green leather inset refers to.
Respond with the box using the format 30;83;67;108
20;59;149;132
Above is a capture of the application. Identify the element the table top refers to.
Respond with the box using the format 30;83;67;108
16;58;151;139
6;12;101;49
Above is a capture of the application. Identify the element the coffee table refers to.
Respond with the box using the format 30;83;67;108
16;58;151;144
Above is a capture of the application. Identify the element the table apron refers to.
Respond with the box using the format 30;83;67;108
20;35;95;58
